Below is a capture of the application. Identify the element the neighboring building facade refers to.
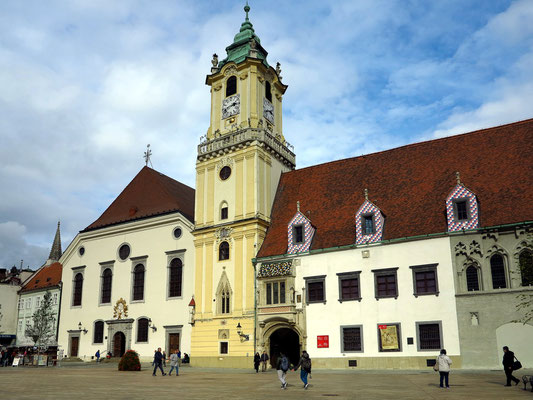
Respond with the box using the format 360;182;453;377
255;120;533;369
16;223;63;348
190;4;295;367
57;167;196;361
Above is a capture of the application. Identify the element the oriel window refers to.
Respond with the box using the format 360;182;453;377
226;76;237;97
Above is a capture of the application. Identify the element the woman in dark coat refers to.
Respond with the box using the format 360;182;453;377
254;352;261;373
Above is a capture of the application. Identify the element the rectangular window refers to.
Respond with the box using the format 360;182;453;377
455;200;468;221
26;298;32;309
293;225;304;244
18;320;23;332
18;299;23;309
338;272;361;301
305;276;326;303
341;326;363;352
53;293;58;305
220;342;228;354
36;297;41;308
373;268;398;299
378;323;402;352
266;281;286;305
417;322;442;350
363;215;374;234
221;207;228;220
411;264;439;296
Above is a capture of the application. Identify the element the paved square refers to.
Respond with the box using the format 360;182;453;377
1;363;533;399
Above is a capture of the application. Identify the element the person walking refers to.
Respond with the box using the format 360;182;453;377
162;350;167;367
168;350;179;376
436;349;452;388
292;350;312;389
152;347;166;376
502;346;520;386
254;352;261;373
260;351;269;372
276;352;290;389
95;350;100;363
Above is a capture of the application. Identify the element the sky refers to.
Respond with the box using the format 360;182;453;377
1;0;532;270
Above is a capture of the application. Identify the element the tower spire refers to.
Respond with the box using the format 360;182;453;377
244;1;250;21
48;221;62;264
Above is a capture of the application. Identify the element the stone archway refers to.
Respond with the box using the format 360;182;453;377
113;331;126;357
268;327;300;368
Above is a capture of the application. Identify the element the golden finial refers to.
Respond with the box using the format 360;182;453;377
456;171;461;185
297;201;300;212
364;188;369;201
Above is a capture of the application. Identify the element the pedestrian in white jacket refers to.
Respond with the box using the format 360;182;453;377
436;349;452;388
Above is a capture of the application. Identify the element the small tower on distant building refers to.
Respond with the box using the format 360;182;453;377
47;221;62;265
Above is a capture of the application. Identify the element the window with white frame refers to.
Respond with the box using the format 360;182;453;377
36;296;41;308
53;293;58;305
18;320;23;332
266;281;286;305
26;298;32;309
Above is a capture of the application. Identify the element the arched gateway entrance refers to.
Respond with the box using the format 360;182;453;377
113;332;126;357
269;328;300;367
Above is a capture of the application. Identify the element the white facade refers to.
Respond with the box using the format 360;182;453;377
16;287;61;347
57;212;195;361
293;236;460;366
0;284;20;344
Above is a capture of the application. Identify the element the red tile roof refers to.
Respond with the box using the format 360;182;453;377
257;118;533;258
84;166;195;231
20;262;62;293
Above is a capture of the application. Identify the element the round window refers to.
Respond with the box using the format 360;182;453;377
219;166;231;180
118;244;131;260
79;247;85;256
173;227;182;239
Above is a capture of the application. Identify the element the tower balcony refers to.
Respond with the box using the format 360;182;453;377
197;127;295;168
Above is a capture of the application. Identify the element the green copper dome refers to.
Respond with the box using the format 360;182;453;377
217;3;269;70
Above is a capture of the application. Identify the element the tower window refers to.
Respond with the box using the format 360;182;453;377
455;200;468;221
226;76;237;97
363;215;374;234
219;166;231;180
221;206;228;220
219;241;230;260
293;225;304;244
221;289;230;314
265;81;272;102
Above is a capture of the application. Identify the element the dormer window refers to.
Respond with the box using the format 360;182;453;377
293;225;304;244
226;76;237;97
454;200;468;221
265;81;272;102
363;215;374;235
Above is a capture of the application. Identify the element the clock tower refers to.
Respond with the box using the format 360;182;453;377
191;4;295;367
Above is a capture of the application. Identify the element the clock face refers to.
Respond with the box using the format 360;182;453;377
263;98;274;123
222;94;240;119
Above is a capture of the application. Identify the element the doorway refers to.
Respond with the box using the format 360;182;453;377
269;328;300;367
70;336;79;357
168;333;180;355
113;331;126;357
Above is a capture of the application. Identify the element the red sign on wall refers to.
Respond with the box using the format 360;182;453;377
317;335;329;348
378;325;387;330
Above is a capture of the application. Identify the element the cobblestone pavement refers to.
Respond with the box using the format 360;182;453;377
1;363;533;399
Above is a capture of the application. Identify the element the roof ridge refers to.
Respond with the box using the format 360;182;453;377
289;117;533;175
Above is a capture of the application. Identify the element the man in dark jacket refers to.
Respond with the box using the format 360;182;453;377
502;346;519;386
276;352;290;389
260;351;269;372
153;347;166;376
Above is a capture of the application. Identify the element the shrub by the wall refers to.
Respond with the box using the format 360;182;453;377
118;350;141;371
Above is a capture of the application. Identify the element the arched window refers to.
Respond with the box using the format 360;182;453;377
169;258;183;297
490;254;507;289
93;321;104;344
226;76;237;97
137;318;149;343
519;250;533;286
73;273;83;306
221;289;230;314
133;264;145;301
220;201;228;220
265;81;272;102
466;265;480;291
101;268;113;304
219;241;230;260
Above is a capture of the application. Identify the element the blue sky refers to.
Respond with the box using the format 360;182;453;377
1;0;532;269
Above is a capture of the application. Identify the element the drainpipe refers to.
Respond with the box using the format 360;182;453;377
56;282;62;344
253;258;257;355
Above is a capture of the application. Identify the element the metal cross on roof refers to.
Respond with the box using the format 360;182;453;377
144;144;153;167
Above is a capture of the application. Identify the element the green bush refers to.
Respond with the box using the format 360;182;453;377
118;350;141;371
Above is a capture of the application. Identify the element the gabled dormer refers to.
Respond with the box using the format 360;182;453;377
446;172;480;232
287;202;315;254
355;189;384;245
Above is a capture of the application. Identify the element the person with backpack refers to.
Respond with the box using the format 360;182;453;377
276;352;290;389
293;350;312;389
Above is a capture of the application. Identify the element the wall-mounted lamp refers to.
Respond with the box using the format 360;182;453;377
236;322;249;342
148;318;157;332
78;322;88;334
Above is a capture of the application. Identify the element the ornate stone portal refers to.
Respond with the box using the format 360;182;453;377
105;298;133;357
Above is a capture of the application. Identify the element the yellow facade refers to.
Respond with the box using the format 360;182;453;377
191;29;295;366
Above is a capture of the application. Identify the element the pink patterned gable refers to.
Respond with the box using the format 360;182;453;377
355;200;384;244
287;212;315;254
446;184;479;231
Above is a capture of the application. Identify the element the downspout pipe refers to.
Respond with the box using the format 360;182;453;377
252;258;257;355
